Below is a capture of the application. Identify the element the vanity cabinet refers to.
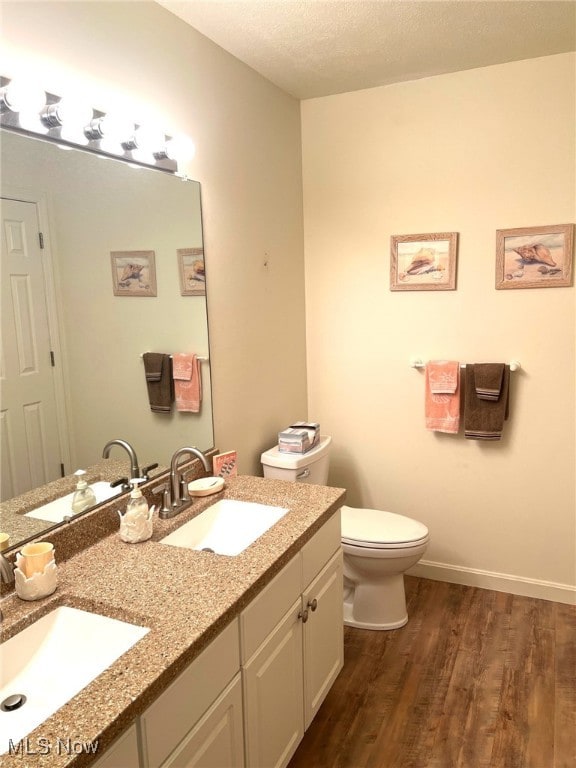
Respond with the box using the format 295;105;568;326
105;511;342;768
139;619;242;768
241;512;343;768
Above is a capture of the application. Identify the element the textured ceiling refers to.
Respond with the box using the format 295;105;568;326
155;0;576;99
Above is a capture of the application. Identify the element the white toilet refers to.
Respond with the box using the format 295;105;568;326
261;435;430;631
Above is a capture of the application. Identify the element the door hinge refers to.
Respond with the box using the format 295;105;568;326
50;350;55;367
60;463;65;478
39;232;45;249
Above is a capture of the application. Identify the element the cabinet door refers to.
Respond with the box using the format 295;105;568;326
161;675;244;768
141;620;239;768
92;723;140;768
243;600;304;768
302;550;344;729
240;553;301;664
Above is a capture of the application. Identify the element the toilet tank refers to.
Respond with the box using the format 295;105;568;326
261;436;332;484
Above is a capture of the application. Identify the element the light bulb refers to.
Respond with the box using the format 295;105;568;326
87;114;134;144
133;124;166;154
165;134;196;164
17;111;49;134
59;125;89;145
42;98;93;129
0;79;46;113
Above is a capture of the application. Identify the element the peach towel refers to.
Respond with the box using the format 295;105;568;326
425;360;460;434
172;353;201;413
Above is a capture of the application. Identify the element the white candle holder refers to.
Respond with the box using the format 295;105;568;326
15;557;58;601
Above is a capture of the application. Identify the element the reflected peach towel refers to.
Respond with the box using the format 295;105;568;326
425;361;460;433
173;353;201;413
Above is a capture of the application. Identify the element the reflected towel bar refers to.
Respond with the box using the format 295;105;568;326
410;358;521;371
140;352;209;361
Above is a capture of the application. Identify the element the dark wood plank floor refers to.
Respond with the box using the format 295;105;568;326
288;576;576;768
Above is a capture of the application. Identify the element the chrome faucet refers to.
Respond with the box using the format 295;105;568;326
159;446;210;520
102;439;140;479
0;554;15;623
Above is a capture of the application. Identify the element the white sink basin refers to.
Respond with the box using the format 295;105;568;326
160;499;289;556
0;606;149;754
24;482;122;523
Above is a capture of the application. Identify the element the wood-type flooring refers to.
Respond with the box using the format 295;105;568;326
288;576;576;768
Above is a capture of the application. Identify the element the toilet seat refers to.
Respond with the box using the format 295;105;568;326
341;505;429;550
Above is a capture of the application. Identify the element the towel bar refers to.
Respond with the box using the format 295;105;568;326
140;352;209;361
410;358;521;372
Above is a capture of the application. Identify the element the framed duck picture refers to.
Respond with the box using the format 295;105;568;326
390;232;458;291
496;224;574;289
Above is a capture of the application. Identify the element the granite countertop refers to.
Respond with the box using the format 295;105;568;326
0;475;345;768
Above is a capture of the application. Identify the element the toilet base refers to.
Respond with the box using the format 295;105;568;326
343;573;409;631
343;599;408;630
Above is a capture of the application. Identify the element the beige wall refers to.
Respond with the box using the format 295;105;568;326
302;54;576;600
1;0;307;474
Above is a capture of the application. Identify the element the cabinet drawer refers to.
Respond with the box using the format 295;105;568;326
141;619;240;768
240;554;301;664
301;510;341;589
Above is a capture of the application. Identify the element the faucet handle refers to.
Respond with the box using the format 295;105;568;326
142;463;159;480
110;477;130;492
178;477;191;503
153;484;171;515
0;553;15;585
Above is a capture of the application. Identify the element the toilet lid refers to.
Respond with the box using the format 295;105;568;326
341;505;429;547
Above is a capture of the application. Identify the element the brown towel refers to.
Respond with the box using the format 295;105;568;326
464;364;510;440
474;363;504;401
143;353;173;413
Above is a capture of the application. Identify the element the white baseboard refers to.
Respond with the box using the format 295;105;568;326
407;559;576;605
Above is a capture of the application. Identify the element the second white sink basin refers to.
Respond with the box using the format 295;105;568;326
0;606;149;754
24;482;122;523
160;499;289;556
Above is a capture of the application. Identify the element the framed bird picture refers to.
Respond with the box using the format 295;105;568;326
390;232;458;291
496;224;574;289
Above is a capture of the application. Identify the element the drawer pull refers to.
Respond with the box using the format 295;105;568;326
298;609;309;623
307;598;318;612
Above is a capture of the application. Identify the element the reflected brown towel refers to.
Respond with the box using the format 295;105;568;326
464;364;510;440
475;363;504;401
143;353;173;413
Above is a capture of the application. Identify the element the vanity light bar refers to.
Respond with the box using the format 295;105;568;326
0;76;193;173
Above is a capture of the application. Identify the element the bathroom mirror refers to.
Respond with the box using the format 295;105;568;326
0;129;214;548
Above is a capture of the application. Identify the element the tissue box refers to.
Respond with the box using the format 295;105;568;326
278;422;320;454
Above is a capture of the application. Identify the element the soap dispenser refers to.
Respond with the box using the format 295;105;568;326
119;478;154;543
71;470;97;514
